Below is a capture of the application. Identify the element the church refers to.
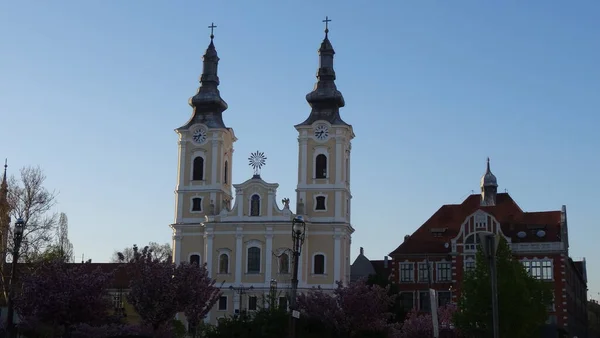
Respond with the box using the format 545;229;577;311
169;21;354;324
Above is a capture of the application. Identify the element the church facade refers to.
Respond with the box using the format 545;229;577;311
170;23;354;324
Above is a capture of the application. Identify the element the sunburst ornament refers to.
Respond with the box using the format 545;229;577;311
248;151;267;176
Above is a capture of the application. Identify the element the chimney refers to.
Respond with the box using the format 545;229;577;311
360;247;364;256
384;256;388;268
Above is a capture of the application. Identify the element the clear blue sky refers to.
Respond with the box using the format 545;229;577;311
1;1;599;298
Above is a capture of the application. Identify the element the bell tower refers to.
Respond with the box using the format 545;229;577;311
295;17;354;286
173;24;237;233
295;17;354;224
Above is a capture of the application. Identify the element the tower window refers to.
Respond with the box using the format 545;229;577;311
315;196;326;211
193;157;204;180
250;194;260;216
191;198;202;212
190;254;200;266
313;254;325;275
315;154;327;179
247;247;261;274
224;161;228;184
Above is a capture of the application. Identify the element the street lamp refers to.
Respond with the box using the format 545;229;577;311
269;279;278;310
289;215;306;338
478;231;500;338
6;218;25;338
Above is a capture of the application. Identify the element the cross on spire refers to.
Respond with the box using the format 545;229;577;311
323;16;332;35
208;22;217;40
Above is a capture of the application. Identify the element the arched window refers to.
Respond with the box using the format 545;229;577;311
279;253;290;274
315;196;326;210
247;247;261;273
193;157;204;180
313;254;325;275
219;254;229;274
250;195;260;216
190;254;200;266
315;154;327;179
224;161;228;184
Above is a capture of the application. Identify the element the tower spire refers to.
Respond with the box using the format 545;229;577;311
480;157;498;206
1;159;7;193
298;16;347;126
182;22;228;130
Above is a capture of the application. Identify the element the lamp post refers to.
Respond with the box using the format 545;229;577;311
6;218;25;338
269;279;278;310
289;215;306;338
478;232;500;338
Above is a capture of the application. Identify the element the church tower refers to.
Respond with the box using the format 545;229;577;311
295;18;354;285
172;26;236;264
0;160;10;258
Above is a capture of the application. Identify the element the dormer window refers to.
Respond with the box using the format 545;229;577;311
430;228;447;238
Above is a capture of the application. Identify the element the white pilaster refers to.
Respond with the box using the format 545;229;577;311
265;228;273;285
335;137;342;183
333;231;341;284
236;190;243;217
235;228;243;284
176;138;187;221
173;234;183;265
335;191;342;219
211;140;218;184
205;230;214;276
267;191;274;217
300;137;307;184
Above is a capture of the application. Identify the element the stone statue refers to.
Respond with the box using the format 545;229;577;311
282;198;290;209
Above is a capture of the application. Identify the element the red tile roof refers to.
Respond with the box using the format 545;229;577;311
390;193;562;256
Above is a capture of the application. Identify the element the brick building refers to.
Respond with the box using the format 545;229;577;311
388;159;588;337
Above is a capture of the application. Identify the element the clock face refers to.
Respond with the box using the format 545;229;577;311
314;124;329;141
192;128;207;144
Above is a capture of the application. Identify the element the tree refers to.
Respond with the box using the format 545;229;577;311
399;304;457;338
174;261;221;337
296;279;397;337
125;245;221;334
6;166;59;259
0;166;59;304
112;242;172;263
14;259;115;336
56;212;74;262
453;239;553;338
27;213;74;263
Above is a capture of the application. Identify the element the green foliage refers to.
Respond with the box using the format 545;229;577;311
453;239;553;338
170;319;187;338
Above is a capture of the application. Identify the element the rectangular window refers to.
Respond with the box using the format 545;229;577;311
530;261;542;279
418;263;432;283
399;292;414;311
247;247;261;274
437;262;451;282
218;296;227;311
419;291;430;312
279;296;288;310
192;198;202;211
542;260;553;280
248;296;258;311
400;263;414;283
437;291;451;307
315;196;326;210
464;260;476;272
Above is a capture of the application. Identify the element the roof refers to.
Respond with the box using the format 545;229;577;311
350;248;376;281
390;193;563;256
